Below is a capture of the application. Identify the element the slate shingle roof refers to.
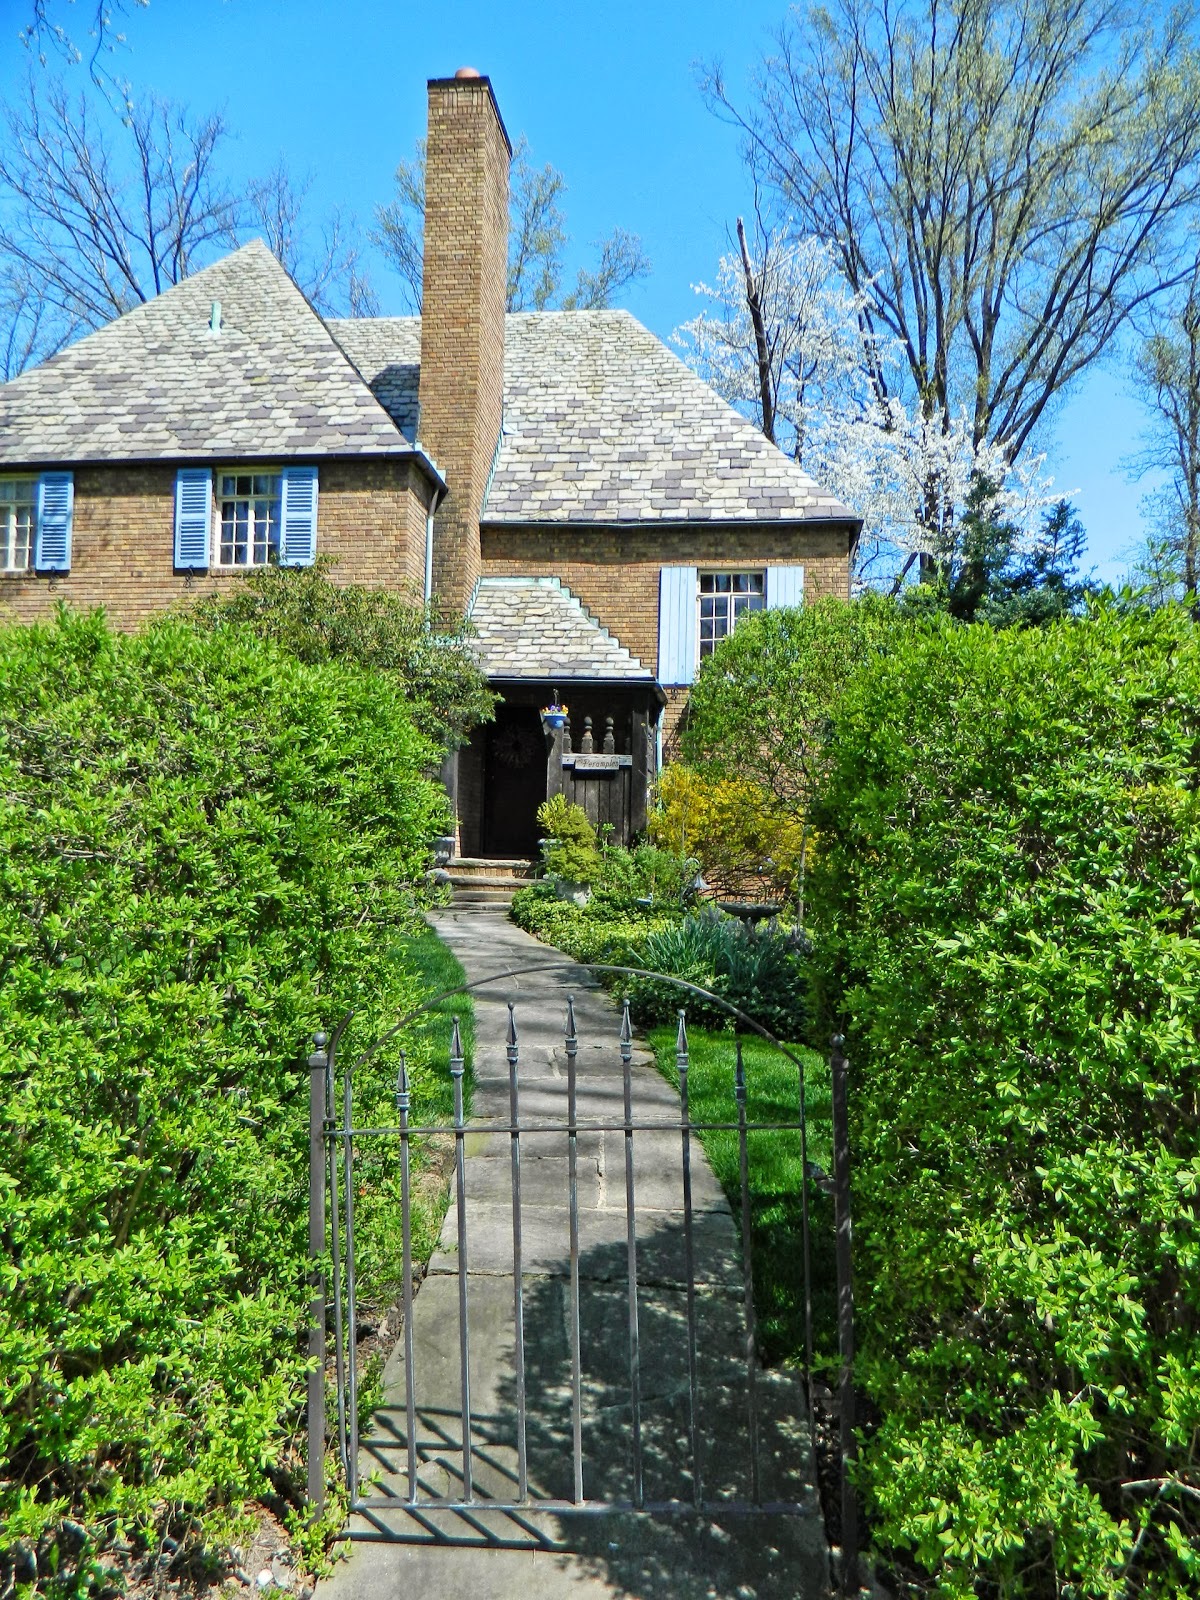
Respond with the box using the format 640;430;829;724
328;317;421;442
331;308;858;526
0;241;412;465
469;576;654;680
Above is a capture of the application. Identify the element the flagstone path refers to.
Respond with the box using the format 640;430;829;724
315;908;830;1600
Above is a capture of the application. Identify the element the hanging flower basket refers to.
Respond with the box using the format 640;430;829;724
541;702;568;730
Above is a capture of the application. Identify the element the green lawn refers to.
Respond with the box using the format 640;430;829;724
648;1025;836;1369
402;918;477;1119
350;922;475;1308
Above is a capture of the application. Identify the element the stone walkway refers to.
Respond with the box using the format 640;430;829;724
317;908;830;1600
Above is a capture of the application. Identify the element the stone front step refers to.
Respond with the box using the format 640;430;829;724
449;890;520;913
448;872;531;890
446;856;534;883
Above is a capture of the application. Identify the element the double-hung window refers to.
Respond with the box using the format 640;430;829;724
0;479;36;572
215;471;282;568
658;564;803;686
697;570;765;659
174;466;317;571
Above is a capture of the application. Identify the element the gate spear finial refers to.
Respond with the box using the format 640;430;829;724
619;997;633;1066
506;1000;519;1066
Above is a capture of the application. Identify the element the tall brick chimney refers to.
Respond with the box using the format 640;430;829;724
418;68;511;617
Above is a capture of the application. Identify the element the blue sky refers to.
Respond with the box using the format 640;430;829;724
2;0;1161;582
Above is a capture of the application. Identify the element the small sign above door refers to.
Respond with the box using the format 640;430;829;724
564;753;626;773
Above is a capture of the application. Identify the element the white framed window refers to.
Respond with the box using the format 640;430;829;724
0;478;36;572
697;570;764;659
214;470;282;568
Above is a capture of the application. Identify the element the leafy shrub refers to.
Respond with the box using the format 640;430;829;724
621;911;734;1027
625;911;809;1036
809;602;1200;1597
185;558;495;747
0;610;454;1587
512;886;808;1039
535;795;600;883
590;840;694;912
679;593;900;815
649;763;806;900
510;881;677;966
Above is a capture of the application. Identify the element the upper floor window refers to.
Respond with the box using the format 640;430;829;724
215;471;281;568
698;570;764;659
0;478;36;572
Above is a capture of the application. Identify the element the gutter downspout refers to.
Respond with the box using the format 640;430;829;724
424;504;436;606
418;456;446;612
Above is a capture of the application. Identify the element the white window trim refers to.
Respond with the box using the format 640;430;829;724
213;467;284;570
696;568;766;663
0;476;36;574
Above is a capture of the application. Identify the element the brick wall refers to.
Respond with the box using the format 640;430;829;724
0;458;432;628
481;519;853;656
420;75;510;617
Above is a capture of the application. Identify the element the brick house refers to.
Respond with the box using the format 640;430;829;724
0;70;859;862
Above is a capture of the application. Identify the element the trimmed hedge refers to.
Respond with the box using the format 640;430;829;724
809;603;1200;1597
509;881;679;967
0;611;452;1587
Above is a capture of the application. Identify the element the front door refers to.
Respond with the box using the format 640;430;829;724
482;704;545;858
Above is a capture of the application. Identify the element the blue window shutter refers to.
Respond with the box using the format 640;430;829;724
766;565;804;610
173;468;212;569
657;565;697;685
280;466;318;566
34;472;73;572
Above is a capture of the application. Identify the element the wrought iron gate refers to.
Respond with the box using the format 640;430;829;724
305;964;858;1587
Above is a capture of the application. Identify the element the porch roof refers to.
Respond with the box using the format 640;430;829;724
468;576;655;682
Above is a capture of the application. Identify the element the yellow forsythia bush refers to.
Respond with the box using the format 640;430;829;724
648;763;807;900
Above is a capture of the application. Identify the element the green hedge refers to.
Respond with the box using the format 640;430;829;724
0;611;452;1586
809;603;1200;1597
509;881;679;966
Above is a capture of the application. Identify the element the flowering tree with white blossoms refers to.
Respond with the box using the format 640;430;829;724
674;217;1057;587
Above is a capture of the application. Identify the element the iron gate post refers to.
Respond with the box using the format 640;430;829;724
307;1031;330;1514
830;1034;858;1594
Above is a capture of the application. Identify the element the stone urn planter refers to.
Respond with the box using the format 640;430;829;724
553;877;592;908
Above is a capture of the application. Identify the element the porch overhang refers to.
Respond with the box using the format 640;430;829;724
487;673;667;708
468;574;659;689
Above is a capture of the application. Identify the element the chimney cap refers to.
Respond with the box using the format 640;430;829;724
427;71;512;157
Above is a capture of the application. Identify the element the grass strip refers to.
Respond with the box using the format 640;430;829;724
648;1025;837;1369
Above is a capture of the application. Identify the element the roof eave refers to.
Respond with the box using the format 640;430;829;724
485;672;667;706
0;444;447;493
479;511;864;530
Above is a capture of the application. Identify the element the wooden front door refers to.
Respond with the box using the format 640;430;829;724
482;705;545;858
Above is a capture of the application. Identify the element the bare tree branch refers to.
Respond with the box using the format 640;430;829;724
700;0;1200;494
373;133;649;314
506;139;567;310
245;161;378;317
0;270;72;379
560;228;652;312
1126;256;1200;597
19;0;149;93
0;75;238;339
368;137;426;314
0;74;378;371
735;214;777;444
